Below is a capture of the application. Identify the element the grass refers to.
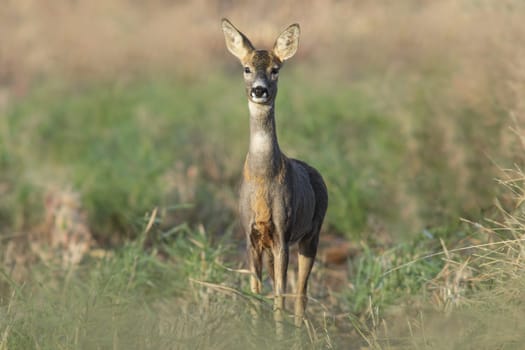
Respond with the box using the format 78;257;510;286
2;1;525;348
0;212;338;349
0;66;523;348
0;69;511;242
0;69;522;348
0;189;524;349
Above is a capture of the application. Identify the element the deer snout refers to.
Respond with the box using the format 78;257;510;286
251;86;269;99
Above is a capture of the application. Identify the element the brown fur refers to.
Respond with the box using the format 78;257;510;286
242;50;282;71
244;154;288;251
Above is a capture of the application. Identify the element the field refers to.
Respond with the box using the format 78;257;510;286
1;1;525;348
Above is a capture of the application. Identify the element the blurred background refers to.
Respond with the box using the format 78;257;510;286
2;0;524;243
1;1;525;348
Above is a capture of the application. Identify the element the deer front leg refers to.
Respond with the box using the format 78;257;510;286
294;235;318;327
272;243;289;329
248;244;263;294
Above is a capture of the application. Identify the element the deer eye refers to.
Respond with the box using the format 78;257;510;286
244;67;251;74
271;67;279;75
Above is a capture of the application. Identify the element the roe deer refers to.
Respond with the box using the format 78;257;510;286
221;18;328;328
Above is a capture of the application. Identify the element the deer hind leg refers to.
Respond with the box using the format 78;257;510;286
294;234;319;327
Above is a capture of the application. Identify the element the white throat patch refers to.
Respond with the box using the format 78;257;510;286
248;101;272;119
250;131;273;154
248;101;275;155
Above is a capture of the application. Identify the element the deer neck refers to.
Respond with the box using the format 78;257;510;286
246;101;282;178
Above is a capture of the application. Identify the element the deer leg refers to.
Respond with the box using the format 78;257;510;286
265;248;275;283
272;243;289;331
294;234;318;327
249;244;263;294
246;243;264;338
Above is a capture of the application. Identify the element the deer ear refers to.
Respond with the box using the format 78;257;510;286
221;18;254;61
273;23;300;61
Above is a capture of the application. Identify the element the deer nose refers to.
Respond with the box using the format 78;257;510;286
251;86;268;99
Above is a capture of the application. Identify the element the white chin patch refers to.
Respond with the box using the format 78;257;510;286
250;94;269;104
251;97;268;103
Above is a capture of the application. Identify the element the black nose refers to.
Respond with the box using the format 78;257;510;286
251;86;268;98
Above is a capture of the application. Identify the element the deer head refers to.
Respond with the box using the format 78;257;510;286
221;18;300;105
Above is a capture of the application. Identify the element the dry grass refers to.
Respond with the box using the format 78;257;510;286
1;0;523;84
350;141;525;348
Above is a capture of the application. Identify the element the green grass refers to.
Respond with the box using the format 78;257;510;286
0;68;523;348
1;70;509;241
348;237;444;316
0;217;339;349
1;206;524;349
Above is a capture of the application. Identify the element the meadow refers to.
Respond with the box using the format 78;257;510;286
1;0;525;348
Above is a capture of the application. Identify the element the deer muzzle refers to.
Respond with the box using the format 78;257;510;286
251;86;269;99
